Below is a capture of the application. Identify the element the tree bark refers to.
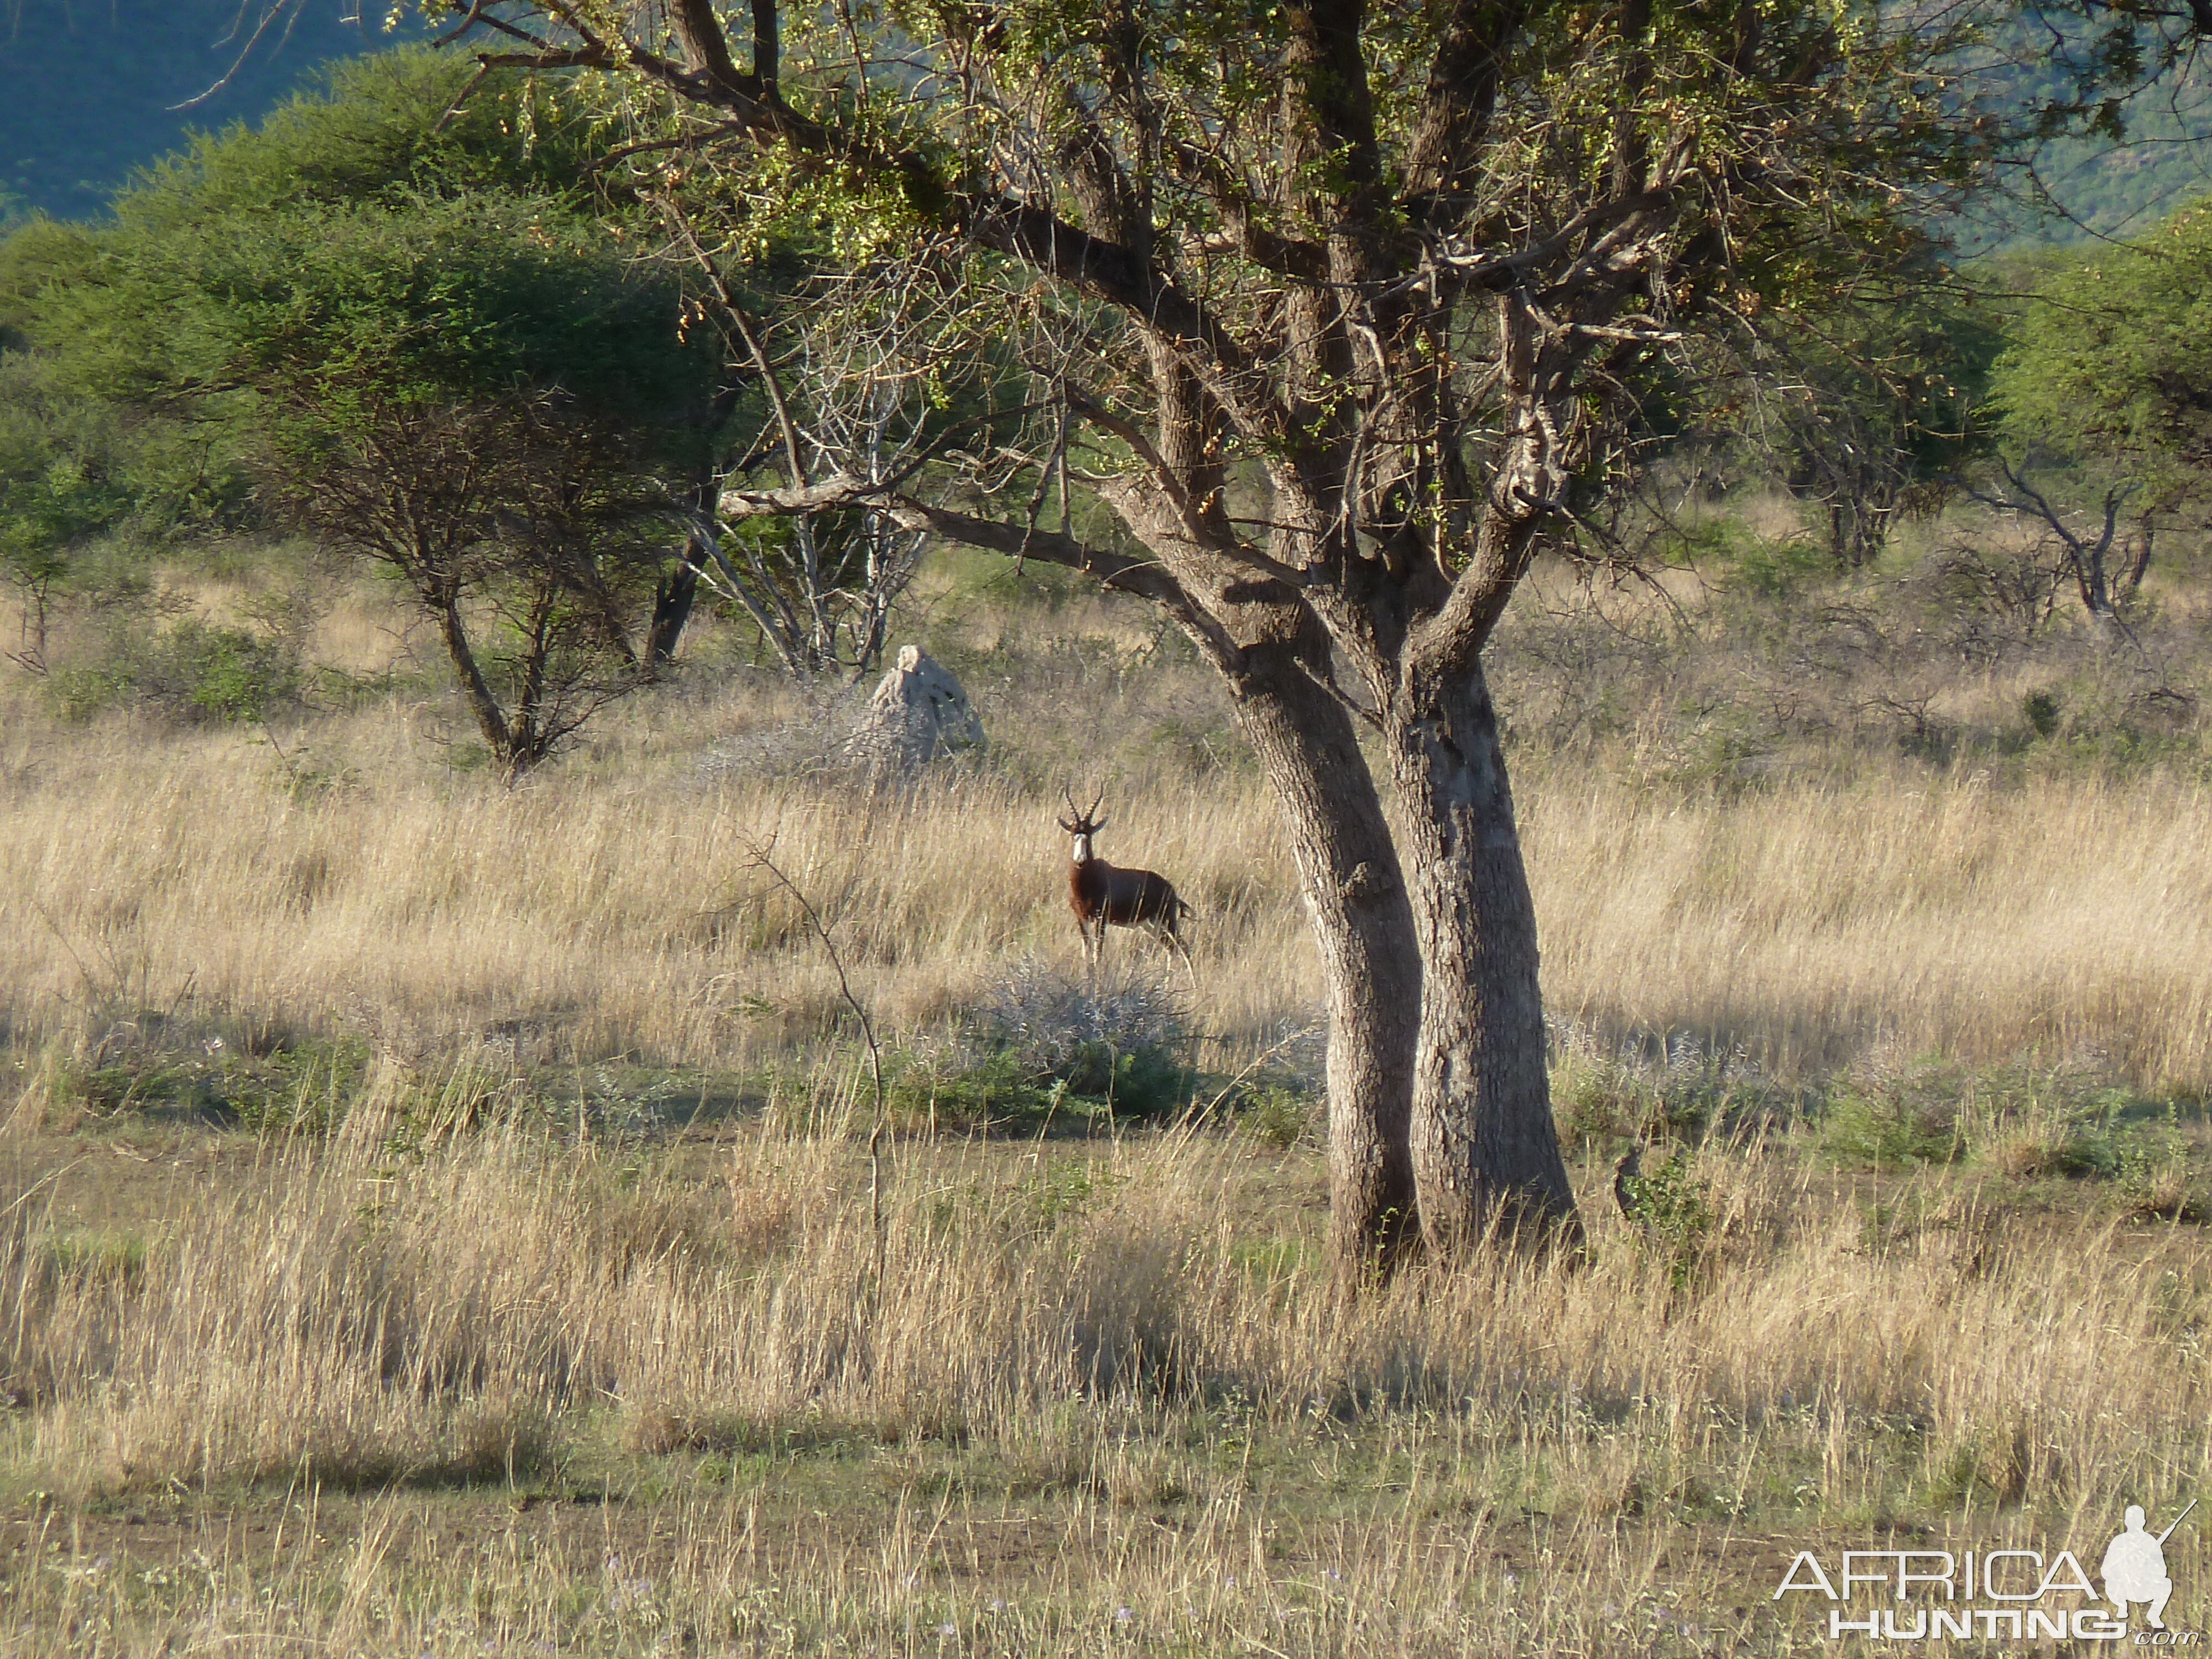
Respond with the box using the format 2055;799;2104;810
1387;656;1575;1253
1231;641;1423;1276
1089;462;1428;1271
506;578;560;776
437;596;513;760
645;528;709;667
2123;512;2154;603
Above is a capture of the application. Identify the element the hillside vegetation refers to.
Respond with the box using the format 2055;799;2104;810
1;4;421;223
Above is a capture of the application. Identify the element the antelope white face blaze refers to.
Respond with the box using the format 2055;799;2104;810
1072;835;1091;862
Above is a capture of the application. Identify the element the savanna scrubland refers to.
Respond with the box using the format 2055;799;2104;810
1;491;2209;1654
5;1;2212;1646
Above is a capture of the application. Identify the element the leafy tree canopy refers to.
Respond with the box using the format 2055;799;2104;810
1992;193;2212;497
8;51;711;435
108;48;605;229
0;48;733;771
48;192;714;452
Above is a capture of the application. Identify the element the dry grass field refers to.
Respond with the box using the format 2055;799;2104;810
1;543;2209;1653
8;670;2212;1095
0;1122;2200;1656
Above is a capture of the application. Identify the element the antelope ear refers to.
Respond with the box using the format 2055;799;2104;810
1092;818;1108;834
1056;817;1077;833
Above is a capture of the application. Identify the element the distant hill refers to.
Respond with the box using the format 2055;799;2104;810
0;1;422;223
2031;71;2212;242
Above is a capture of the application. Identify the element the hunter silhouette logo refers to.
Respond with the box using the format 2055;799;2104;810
1773;1498;2198;1642
2105;1501;2194;1631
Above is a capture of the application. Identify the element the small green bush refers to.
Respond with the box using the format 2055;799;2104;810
1821;1063;1969;1166
52;615;305;724
1240;1084;1314;1150
966;961;1196;1120
1615;1145;1719;1288
60;1030;371;1131
884;1044;1055;1128
1019;1161;1120;1230
1828;1056;2182;1181
2114;1106;2202;1220
1551;1025;1794;1150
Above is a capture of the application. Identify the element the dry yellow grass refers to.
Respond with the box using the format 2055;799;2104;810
0;684;1310;1072
0;1115;2201;1653
6;664;2212;1089
4;565;2212;1653
1527;767;2212;1086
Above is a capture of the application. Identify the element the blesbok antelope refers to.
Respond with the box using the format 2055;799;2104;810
1057;790;1193;974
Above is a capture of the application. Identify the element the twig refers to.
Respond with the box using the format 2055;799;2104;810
27;899;100;1006
735;833;890;1287
172;0;306;111
258;717;304;787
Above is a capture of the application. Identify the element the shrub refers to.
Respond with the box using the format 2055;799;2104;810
1820;1060;1970;1167
2114;1105;2203;1220
1830;1055;2173;1178
1550;1023;1795;1150
1239;1084;1315;1150
883;1042;1055;1129
1972;1091;2114;1179
1615;1144;1719;1288
969;960;1194;1119
58;1027;370;1131
52;615;304;724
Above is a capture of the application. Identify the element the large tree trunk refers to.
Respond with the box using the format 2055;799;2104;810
1388;657;1576;1253
1099;459;1426;1275
1232;641;1423;1276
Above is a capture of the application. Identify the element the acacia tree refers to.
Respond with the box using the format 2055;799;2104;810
444;0;2037;1270
15;56;729;775
1894;195;2212;648
1718;281;2000;569
1988;195;2212;611
34;192;720;775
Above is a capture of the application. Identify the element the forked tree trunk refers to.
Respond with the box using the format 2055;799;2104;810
439;596;513;760
1232;641;1423;1275
1389;658;1575;1252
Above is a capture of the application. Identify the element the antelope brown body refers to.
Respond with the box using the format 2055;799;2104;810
1057;791;1192;971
